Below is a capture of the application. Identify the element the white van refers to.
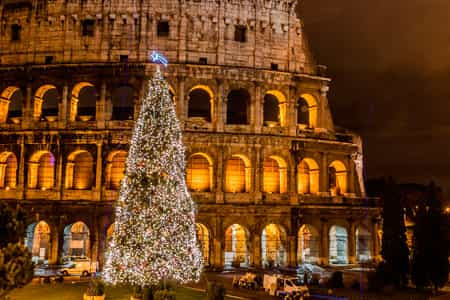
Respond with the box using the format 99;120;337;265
59;258;98;277
263;274;310;298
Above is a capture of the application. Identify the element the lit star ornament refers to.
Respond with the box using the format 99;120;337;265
150;51;168;67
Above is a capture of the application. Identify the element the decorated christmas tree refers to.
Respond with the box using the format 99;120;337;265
103;62;203;286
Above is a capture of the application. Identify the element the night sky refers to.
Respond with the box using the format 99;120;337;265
299;0;450;196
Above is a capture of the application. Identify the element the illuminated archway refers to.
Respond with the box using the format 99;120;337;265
186;153;213;192
224;224;250;267
262;224;287;268
263;156;287;194
0;86;22;123
297;224;320;264
0;152;17;189
196;223;210;265
28;151;55;189
34;85;59;120
105;151;127;190
225;155;251;193
329;160;347;196
264;90;287;127
299;94;318;128
65;151;94;190
25;221;51;264
63;221;90;258
298;158;319;194
329;225;348;265
188;85;214;122
70;82;97;121
356;226;372;262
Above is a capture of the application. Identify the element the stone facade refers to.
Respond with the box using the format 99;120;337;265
0;0;381;269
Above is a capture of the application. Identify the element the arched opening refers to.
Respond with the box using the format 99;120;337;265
227;89;250;125
186;153;213;192
71;82;97;121
356;226;372;262
63;221;90;258
224;224;249;268
298;158;319;194
106;223;115;249
329;161;347;196
106;151;127;190
225;155;251;193
297;224;320;264
188;86;213;122
263;156;287;194
196;223;210;266
329;225;348;265
263;94;279;125
25;221;51;265
34;85;59;121
28;151;55;189
0;152;17;189
262;224;287;268
298;94;318;128
65;151;94;190
0;86;23;123
111;86;135;120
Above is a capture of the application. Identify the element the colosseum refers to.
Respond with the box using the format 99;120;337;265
0;0;381;270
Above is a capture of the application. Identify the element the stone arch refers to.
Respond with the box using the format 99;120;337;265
28;151;55;189
0;152;17;189
0;86;22;123
226;89;250;125
224;224;250;268
225;154;251;193
263;155;288;194
105;150;127;190
356;225;372;262
25;221;51;264
298;158;319;194
111;85;135;120
106;223;115;247
34;84;59;121
329;225;348;265
299;93;318;128
63;221;90;258
70;82;97;121
186;153;213;192
187;85;213;122
297;224;320;264
263;90;287;127
196;223;210;266
65;150;94;190
261;223;288;268
329;160;347;196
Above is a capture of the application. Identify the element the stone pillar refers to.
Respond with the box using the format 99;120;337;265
60;84;69;124
348;221;356;264
97;81;107;127
56;147;64;193
18;139;25;195
254;146;262;204
372;219;381;262
320;153;328;195
212;238;223;268
90;224;100;270
22;83;32;127
348;157;356;195
177;77;185;129
215;80;224;132
252;235;261;268
95;142;103;200
288;235;297;267
320;220;329;265
254;83;262;133
215;147;224;203
288;87;298;135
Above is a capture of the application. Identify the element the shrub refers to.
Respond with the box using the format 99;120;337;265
328;271;344;288
86;279;105;296
154;290;176;300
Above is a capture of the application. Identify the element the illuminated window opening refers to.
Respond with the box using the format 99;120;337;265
329;160;347;196
329;225;348;265
263;156;287;194
225;155;251;193
63;222;90;258
0;152;17;189
34;85;59;121
25;221;51;264
298;158;319;194
356;226;372;262
187;154;213;192
299;94;318;128
196;223;210;266
297;225;320;264
28;151;55;189
70;82;96;121
264;91;287;127
106;151;127;190
188;86;213;122
0;86;22;123
65;151;94;190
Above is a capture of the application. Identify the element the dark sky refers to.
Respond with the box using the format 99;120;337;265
298;0;450;196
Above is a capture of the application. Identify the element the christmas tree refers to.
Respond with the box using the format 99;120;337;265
103;65;203;286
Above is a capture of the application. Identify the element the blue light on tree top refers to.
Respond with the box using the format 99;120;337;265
150;51;168;67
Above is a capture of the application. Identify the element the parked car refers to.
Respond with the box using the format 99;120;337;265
297;264;332;285
58;258;98;277
263;274;310;298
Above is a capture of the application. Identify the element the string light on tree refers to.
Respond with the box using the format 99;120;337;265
103;52;203;286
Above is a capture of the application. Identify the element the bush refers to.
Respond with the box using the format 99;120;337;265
207;281;226;300
0;243;34;296
86;279;105;296
328;271;344;288
153;290;176;300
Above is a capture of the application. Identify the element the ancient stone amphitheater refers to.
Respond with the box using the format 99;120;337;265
0;0;381;269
